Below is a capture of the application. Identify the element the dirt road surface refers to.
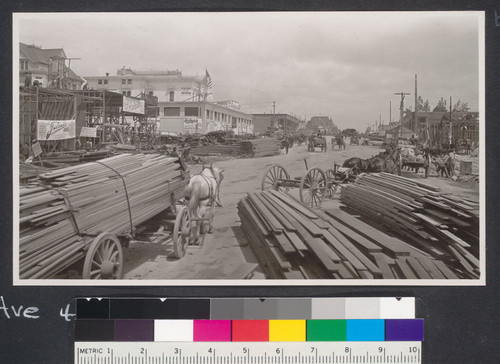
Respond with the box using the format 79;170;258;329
123;138;479;280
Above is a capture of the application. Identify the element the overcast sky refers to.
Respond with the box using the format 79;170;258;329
15;12;482;131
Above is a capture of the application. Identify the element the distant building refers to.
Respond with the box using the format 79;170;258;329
411;111;479;147
252;113;300;134
306;116;338;134
19;43;83;90
85;67;253;135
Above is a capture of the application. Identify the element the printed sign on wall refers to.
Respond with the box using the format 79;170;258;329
123;96;145;115
37;119;76;140
183;117;202;134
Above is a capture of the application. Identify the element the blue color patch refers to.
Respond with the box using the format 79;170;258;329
346;319;385;341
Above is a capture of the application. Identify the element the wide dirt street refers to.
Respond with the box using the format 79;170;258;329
123;137;480;280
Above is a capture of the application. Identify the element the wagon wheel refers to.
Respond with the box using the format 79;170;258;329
261;164;290;192
172;206;191;259
299;168;327;208
424;154;431;178
325;168;339;197
82;233;123;279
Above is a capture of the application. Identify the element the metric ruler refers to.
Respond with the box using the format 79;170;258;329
75;341;422;364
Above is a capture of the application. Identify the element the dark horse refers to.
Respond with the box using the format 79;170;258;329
342;147;401;175
342;157;369;173
366;147;401;174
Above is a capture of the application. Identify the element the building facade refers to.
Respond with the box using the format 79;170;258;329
252;113;300;134
85;68;253;135
19;43;83;90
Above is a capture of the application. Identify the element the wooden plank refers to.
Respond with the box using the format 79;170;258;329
406;257;432;279
433;260;460;279
395;258;418;279
415;257;447;279
326;209;412;256
372;253;395;279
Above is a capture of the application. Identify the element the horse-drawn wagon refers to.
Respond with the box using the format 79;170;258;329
261;159;358;208
19;154;220;280
399;146;431;178
308;136;328;152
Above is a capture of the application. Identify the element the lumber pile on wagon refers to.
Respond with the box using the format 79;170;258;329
238;190;464;279
340;172;479;278
19;154;188;279
240;138;282;158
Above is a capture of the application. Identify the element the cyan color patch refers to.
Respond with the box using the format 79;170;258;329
346;319;385;341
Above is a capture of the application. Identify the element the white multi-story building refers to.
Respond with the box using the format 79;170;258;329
85;67;253;135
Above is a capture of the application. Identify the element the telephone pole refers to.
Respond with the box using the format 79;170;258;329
395;91;410;137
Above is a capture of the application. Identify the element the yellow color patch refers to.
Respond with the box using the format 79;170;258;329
269;320;306;341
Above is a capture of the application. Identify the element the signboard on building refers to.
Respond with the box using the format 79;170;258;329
123;96;145;115
181;88;192;95
183;117;202;134
37;119;76;140
79;126;98;138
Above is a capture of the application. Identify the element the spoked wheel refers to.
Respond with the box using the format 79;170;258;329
172;206;191;259
261;164;290;192
299;168;327;208
325;169;339;197
82;233;123;279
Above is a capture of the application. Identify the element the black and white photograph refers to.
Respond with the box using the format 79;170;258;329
13;11;485;284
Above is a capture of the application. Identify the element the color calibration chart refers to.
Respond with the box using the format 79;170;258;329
74;297;423;364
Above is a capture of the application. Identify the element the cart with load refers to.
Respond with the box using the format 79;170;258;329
19;153;205;280
261;159;358;208
399;145;431;178
308;136;328;152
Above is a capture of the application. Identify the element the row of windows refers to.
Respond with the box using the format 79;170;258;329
164;107;199;117
97;79;109;85
122;79;132;85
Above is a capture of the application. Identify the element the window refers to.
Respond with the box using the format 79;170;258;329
104;80;108;85
98;79;103;85
169;91;175;102
20;60;28;70
122;91;127;95
164;107;180;117
232;117;237;128
122;79;126;84
126;91;131;96
127;79;132;84
185;107;199;117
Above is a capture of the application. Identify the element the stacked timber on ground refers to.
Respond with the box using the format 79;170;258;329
19;154;187;279
238;190;459;279
340;172;479;279
191;144;241;156
240;138;282;158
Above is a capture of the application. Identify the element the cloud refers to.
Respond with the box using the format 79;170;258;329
16;11;482;131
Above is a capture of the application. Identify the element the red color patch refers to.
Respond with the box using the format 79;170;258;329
232;320;269;341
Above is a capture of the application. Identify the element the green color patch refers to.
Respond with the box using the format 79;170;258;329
306;320;347;341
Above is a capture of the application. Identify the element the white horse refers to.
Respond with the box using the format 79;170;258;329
184;165;224;243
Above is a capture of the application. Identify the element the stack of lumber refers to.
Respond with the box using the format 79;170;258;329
40;150;111;165
191;144;241;156
340;172;479;278
19;153;188;279
238;190;460;279
240;138;282;158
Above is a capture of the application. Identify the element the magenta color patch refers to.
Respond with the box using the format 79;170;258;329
193;320;232;342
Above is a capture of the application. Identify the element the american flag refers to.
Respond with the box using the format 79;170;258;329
203;69;212;89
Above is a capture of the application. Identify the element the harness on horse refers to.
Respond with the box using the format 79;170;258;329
185;166;216;203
